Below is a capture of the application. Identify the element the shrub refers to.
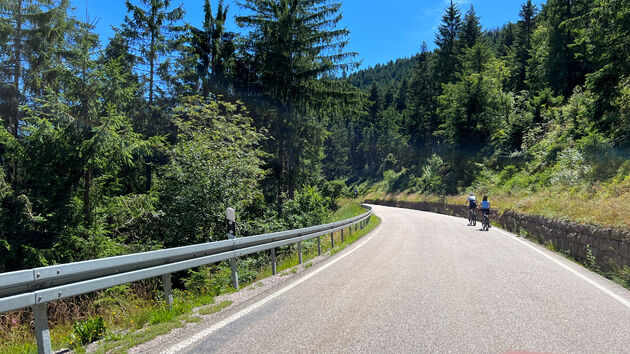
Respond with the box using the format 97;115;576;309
321;180;345;210
72;316;106;346
550;148;591;185
411;154;445;194
183;265;232;296
280;186;329;229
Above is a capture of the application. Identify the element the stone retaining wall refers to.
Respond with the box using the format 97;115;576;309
366;199;630;270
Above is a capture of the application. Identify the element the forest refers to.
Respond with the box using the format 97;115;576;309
1;0;630;273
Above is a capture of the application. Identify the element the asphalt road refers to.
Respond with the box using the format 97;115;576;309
163;204;630;353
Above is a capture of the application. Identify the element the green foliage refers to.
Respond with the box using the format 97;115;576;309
154;97;265;245
280;186;330;230
183;265;231;296
321;180;346;211
411;155;446;195
72;316;106;346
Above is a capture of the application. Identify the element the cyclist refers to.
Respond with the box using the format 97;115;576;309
465;192;477;225
480;195;491;228
465;192;477;210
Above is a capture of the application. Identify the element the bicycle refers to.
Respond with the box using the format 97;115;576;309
468;208;476;226
481;212;490;231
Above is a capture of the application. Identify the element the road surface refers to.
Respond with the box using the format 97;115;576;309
154;204;630;353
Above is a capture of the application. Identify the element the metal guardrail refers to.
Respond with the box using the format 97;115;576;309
0;205;373;354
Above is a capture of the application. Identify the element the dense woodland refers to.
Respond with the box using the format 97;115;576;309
1;0;629;272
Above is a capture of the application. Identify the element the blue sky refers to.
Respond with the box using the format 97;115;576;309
68;0;546;71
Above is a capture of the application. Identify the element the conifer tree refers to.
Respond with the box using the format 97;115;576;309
121;0;184;130
460;5;482;50
396;79;408;112
407;42;437;160
121;0;184;190
513;0;537;92
236;0;356;198
434;0;462;88
188;0;233;97
0;0;60;137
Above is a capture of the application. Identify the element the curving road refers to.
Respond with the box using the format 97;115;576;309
158;204;630;353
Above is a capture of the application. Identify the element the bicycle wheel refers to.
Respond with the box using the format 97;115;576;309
483;217;488;231
472;212;476;226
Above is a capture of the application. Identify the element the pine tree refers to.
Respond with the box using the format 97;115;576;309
396;79;408;112
513;0;537;92
460;5;482;50
537;0;592;96
121;0;184;190
0;0;60;137
366;82;381;170
188;0;233;97
236;0;356;198
434;0;462;88
121;0;184;132
407;42;438;160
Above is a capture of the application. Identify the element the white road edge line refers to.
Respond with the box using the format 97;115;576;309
495;228;630;309
164;216;385;354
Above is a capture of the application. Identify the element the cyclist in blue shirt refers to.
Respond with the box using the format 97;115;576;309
480;196;491;227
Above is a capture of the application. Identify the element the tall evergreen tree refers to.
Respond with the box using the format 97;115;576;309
121;0;184;190
434;0;462;88
407;42;438;160
121;0;184;132
396;79;408;112
188;0;233;97
365;82;381;170
460;5;482;50
236;0;356;198
513;0;537;92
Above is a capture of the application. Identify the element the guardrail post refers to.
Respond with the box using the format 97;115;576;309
226;207;239;290
298;241;303;264
341;228;344;243
32;304;52;354
271;248;277;275
330;232;334;248
317;236;321;255
162;274;173;309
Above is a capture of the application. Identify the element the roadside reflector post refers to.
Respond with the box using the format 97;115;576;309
298;241;303;264
226;207;239;290
162;274;173;309
33;303;52;354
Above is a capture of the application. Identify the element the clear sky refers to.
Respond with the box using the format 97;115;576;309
68;0;546;71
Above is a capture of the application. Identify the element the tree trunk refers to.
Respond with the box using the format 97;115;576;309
84;167;92;225
12;0;22;139
145;19;156;192
9;0;23;192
